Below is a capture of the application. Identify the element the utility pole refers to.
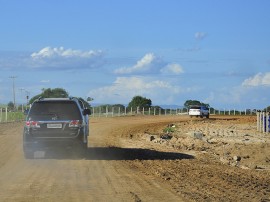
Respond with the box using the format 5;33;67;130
9;76;17;111
25;91;30;108
19;88;25;112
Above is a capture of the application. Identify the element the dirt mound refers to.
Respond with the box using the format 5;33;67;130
118;116;270;201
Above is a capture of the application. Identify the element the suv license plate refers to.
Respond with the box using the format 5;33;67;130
47;123;62;128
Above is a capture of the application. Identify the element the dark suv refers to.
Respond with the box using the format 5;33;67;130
23;97;91;158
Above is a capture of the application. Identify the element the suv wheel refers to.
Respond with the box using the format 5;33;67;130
23;147;34;159
79;126;88;149
23;129;34;159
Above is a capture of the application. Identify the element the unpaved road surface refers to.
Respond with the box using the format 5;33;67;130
0;115;269;201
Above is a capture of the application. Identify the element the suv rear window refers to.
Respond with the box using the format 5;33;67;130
189;106;200;109
29;101;81;120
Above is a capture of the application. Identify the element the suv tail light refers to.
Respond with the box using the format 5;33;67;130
26;121;40;128
69;120;81;127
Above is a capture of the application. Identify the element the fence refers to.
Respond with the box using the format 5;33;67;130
0;108;25;123
90;106;257;117
0;106;260;123
257;112;270;133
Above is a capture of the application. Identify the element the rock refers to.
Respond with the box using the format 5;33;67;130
144;134;158;141
220;157;230;165
160;134;172;140
233;156;241;161
187;131;203;140
247;164;258;169
153;138;166;144
194;132;203;140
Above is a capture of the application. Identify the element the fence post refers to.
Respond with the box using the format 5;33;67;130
5;107;8;122
159;108;161;116
257;112;260;132
125;107;127;116
0;108;2;122
154;108;156;116
259;112;263;132
267;113;269;133
262;112;266;133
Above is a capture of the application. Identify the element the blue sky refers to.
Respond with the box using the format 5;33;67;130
0;0;270;109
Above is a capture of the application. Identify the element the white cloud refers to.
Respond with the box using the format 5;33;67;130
160;63;184;74
203;82;270;109
29;46;105;70
195;32;207;40
0;47;105;71
31;46;102;59
242;72;270;87
88;76;184;104
114;53;184;75
114;53;161;74
40;80;50;83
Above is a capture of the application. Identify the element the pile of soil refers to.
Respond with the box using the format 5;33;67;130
118;115;270;201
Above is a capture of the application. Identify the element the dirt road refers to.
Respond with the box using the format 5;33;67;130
0;116;269;201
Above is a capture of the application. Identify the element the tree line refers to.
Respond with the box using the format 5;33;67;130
5;87;270;111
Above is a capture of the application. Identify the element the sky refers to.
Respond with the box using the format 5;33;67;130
0;0;269;110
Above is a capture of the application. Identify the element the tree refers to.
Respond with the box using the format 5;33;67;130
29;88;69;104
28;88;91;109
7;101;14;111
87;97;94;102
265;106;270;112
184;100;210;108
112;104;125;109
128;96;152;110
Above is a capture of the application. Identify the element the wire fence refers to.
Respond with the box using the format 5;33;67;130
89;106;258;117
0;106;261;123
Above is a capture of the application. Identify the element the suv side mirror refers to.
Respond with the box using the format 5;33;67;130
83;108;91;115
